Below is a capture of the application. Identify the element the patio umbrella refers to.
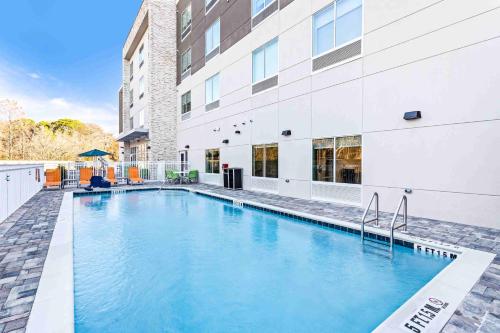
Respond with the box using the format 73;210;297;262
78;149;111;175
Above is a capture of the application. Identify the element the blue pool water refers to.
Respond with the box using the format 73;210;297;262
74;190;450;333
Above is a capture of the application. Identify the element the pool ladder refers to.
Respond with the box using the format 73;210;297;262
361;193;408;250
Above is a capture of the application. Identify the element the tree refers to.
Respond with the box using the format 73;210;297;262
0;99;25;159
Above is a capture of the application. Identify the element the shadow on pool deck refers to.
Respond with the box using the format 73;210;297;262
0;184;498;332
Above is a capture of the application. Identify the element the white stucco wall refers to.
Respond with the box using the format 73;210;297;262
176;0;500;228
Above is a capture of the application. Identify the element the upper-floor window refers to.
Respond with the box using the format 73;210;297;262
181;4;192;36
205;73;220;105
139;110;145;127
139;44;145;66
181;49;191;74
139;76;145;98
129;61;134;80
205;19;220;56
129;89;134;107
205;0;218;14
252;0;275;17
181;91;191;114
312;0;362;57
252;38;278;83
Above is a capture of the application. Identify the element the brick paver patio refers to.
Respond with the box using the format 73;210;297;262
0;185;497;332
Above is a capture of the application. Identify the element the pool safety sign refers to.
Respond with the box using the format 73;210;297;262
400;297;450;333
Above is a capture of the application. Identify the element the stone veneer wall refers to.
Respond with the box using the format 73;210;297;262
121;0;177;161
148;0;177;161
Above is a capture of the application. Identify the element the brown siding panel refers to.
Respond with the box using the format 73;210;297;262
220;0;251;53
280;0;295;10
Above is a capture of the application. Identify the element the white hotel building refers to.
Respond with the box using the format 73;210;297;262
121;0;500;229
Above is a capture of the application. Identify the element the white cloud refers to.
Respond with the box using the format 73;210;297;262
28;72;41;79
0;59;118;135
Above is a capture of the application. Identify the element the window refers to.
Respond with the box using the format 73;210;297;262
313;138;334;182
252;144;278;178
181;49;191;74
205;19;220;56
129;61;134;80
312;135;361;184
129;89;134;107
181;4;192;35
181;91;191;114
312;0;362;57
205;73;220;105
139;44;145;66
252;38;278;83
252;0;275;16
139;110;144;127
205;149;220;173
139;76;145;98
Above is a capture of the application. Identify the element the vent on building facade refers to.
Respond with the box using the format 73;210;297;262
252;75;278;94
181;25;191;40
312;40;362;72
205;0;217;13
205;46;220;63
205;100;220;112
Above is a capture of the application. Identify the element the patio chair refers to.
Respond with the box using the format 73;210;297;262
166;170;180;184
187;170;199;184
79;168;93;187
106;167;117;185
44;168;62;189
129;167;144;184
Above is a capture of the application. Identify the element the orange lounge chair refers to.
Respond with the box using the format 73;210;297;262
128;167;144;184
79;167;93;187
106;167;117;185
44;168;62;188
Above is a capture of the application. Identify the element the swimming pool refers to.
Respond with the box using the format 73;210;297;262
73;190;451;333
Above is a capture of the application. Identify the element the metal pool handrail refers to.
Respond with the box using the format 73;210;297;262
361;192;379;242
390;195;408;250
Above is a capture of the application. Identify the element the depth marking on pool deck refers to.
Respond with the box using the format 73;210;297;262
27;187;496;333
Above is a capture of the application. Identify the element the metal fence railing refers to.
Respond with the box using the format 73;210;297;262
40;161;190;187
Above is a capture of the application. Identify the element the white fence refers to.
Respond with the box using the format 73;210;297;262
0;164;44;222
42;161;191;186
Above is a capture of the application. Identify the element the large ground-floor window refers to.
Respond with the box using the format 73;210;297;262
312;135;361;184
205;149;220;174
252;144;278;178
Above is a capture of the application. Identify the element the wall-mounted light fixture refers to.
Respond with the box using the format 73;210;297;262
403;111;421;120
235;130;241;134
281;130;292;136
184;145;190;149
147;146;151;150
222;139;229;144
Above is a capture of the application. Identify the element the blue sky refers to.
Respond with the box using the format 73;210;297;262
0;0;142;134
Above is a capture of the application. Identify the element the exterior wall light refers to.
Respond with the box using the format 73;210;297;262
184;145;190;149
235;130;241;134
403;111;421;120
281;130;292;136
222;139;229;144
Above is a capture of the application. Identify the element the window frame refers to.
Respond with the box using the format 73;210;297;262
312;135;362;185
252;37;279;85
205;18;220;56
139;76;145;99
205;148;220;174
252;143;279;178
205;73;220;105
180;4;192;39
139;44;145;67
205;0;219;15
252;0;277;18
129;61;134;81
129;89;134;108
181;91;191;115
181;48;192;75
311;0;363;60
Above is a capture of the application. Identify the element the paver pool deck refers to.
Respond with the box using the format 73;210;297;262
0;184;497;332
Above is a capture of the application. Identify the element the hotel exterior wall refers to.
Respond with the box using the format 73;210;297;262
176;0;500;228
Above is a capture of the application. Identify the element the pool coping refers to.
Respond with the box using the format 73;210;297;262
29;187;495;333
